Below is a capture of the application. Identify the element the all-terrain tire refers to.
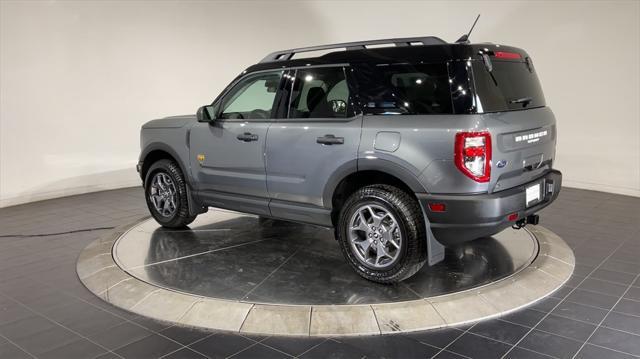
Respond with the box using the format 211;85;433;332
337;184;427;284
144;159;196;228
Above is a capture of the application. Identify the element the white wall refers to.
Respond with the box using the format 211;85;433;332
1;0;638;207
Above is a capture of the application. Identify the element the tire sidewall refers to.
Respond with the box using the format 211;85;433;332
144;160;185;226
338;188;416;282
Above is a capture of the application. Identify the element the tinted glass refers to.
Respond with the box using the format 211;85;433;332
354;63;453;115
220;71;282;120
289;67;350;119
472;60;546;113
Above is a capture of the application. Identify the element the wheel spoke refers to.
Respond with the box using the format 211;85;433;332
156;175;165;191
351;219;369;233
149;172;178;218
359;207;373;224
370;209;384;227
356;239;372;254
348;203;402;269
375;242;391;265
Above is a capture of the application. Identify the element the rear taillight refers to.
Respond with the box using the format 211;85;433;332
454;131;492;182
493;51;521;59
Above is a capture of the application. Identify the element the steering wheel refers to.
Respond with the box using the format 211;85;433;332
249;109;269;119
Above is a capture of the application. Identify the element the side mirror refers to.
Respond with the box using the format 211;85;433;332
196;105;216;123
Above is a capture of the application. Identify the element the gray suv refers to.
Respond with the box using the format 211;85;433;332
137;36;562;283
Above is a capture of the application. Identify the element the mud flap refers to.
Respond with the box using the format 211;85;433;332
187;186;208;216
419;201;445;266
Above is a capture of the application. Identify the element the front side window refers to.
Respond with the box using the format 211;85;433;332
220;71;282;120
288;67;350;119
354;63;453;115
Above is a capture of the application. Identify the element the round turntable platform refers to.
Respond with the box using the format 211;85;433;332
77;209;575;336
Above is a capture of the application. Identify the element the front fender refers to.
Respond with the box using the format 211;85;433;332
139;142;193;184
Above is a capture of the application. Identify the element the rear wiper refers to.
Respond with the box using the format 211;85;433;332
481;53;498;86
509;97;533;107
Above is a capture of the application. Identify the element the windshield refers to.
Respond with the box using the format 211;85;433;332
471;60;546;113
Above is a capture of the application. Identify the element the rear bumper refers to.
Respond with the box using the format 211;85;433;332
417;170;562;245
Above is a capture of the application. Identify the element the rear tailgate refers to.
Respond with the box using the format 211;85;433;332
484;107;557;193
470;53;557;193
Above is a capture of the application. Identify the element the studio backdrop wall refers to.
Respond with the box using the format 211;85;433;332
1;0;639;207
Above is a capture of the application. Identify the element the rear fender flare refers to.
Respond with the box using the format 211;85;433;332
324;158;445;266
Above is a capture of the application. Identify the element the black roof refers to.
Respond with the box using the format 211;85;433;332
246;41;529;73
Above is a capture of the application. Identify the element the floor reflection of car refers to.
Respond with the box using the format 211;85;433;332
143;216;521;302
403;237;515;295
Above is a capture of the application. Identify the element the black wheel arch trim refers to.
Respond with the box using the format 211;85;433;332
140;142;192;184
323;158;444;267
322;158;428;209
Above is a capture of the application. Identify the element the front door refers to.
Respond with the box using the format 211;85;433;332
266;66;362;224
190;70;283;215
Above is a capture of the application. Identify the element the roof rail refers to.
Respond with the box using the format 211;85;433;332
260;36;447;63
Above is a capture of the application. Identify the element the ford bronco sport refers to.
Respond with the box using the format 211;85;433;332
137;35;562;283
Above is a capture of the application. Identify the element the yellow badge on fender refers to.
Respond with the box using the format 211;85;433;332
197;154;205;164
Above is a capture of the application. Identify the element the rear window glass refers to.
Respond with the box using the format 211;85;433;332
471;60;545;113
354;63;453;115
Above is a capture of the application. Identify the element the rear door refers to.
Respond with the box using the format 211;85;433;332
265;66;362;225
190;70;283;215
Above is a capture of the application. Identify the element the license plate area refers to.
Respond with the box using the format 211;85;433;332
526;183;542;207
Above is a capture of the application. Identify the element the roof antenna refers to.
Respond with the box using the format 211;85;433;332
456;14;480;44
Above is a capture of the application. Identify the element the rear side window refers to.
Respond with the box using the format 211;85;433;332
288;67;351;119
471;60;546;113
354;63;453;115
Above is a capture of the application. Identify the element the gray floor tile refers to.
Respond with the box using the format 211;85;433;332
446;332;512;358
260;336;325;356
229;343;291;358
625;286;640;301
188;333;254;358
576;344;637;359
404;327;465;348
39;338;108;359
88;321;154;350
298;339;371;359
612;299;640;317
163;348;209;359
602;311;640;335
338;335;441;359
565;288;621;310
551;301;609;324
590;268;637;286
518;329;583;358
536;314;597;341
159;326;213;346
504;346;555;359
469;319;529;345
500;309;546;327
587;326;640;356
114;333;182;359
0;343;33;359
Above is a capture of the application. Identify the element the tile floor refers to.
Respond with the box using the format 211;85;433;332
0;187;638;359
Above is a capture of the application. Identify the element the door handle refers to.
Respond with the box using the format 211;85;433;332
316;134;344;145
237;132;259;142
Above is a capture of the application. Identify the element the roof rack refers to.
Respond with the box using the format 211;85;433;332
260;36;447;63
